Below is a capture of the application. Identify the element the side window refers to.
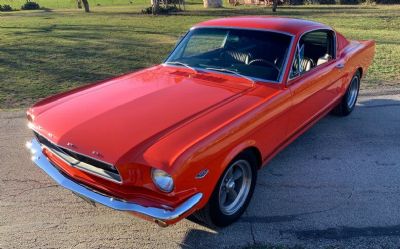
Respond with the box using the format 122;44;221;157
290;30;335;78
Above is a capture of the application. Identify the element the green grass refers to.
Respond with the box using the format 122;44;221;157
0;3;399;109
1;0;136;9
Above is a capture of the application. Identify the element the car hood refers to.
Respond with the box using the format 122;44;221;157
29;66;254;164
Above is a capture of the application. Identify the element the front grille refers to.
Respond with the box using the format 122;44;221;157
34;131;122;183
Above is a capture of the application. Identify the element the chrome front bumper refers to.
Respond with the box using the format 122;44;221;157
27;138;203;225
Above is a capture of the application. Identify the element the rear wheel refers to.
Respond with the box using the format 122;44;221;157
333;71;361;116
192;151;257;227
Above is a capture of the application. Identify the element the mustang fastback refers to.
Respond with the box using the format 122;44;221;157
26;17;375;227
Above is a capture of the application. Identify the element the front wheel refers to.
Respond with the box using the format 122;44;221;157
192;151;257;227
333;71;361;116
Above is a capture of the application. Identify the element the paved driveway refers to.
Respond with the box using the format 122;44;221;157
1;89;399;249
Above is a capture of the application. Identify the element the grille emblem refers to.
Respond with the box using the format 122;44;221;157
92;151;101;157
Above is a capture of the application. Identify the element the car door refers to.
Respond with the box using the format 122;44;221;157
286;29;345;136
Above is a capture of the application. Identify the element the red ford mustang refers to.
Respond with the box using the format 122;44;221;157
26;17;375;227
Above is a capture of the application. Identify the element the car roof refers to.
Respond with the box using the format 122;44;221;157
194;16;331;36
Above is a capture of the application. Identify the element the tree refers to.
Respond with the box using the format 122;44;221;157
203;0;222;8
272;0;277;12
151;0;160;14
82;0;90;12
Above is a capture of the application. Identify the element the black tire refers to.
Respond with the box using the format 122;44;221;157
191;151;258;228
333;71;361;116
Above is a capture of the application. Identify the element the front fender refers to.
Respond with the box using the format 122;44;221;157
220;140;258;172
174;139;259;213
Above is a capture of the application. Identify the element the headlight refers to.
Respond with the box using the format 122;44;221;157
151;169;174;193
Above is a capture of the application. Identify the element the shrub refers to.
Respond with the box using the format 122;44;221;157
141;6;152;14
141;5;182;14
318;0;337;3
376;0;400;3
339;0;361;4
0;4;13;11
287;0;305;4
21;1;40;10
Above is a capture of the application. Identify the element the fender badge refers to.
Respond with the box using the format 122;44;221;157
195;169;209;179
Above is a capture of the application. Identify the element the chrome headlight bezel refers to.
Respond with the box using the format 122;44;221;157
151;168;174;193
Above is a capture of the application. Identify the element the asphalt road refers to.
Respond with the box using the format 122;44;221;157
1;88;400;249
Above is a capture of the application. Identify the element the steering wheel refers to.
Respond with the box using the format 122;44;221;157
247;59;280;73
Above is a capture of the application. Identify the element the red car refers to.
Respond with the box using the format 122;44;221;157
26;17;375;227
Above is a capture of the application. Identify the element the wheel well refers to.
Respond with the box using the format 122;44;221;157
241;146;262;170
357;67;363;78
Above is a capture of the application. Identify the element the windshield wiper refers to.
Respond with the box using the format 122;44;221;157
165;61;198;73
205;67;255;85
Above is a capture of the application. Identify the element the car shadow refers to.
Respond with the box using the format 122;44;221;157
180;96;400;248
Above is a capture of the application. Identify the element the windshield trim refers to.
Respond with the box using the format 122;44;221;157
164;26;295;84
161;64;284;85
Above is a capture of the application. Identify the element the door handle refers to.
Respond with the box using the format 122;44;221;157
335;63;345;69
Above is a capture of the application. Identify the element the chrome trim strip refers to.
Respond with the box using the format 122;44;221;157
163;30;190;64
28;138;203;221
161;64;279;84
190;25;296;37
164;26;295;84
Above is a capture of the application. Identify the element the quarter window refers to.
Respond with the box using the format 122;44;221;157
290;30;335;78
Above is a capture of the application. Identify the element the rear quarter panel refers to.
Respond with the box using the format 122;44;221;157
338;39;375;93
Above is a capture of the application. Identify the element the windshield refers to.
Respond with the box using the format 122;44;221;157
166;28;293;82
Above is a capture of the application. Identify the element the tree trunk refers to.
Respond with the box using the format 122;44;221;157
203;0;222;8
82;0;90;12
152;0;160;14
272;0;277;12
77;0;82;8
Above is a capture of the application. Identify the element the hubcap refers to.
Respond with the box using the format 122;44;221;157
218;160;252;215
347;76;359;109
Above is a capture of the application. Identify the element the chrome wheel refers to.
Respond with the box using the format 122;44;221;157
218;160;252;215
347;76;359;109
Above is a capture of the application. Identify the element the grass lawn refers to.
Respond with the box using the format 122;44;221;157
0;3;399;109
1;0;136;9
